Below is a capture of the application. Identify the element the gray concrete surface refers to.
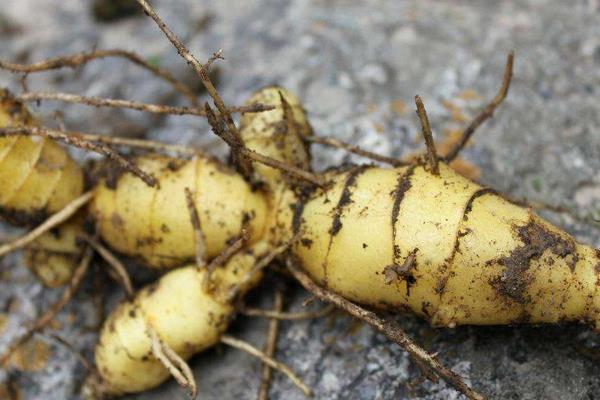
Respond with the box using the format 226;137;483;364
1;0;599;399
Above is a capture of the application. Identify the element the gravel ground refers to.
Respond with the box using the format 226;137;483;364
1;1;599;399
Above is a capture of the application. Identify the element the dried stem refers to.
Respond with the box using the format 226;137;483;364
286;258;484;400
414;95;439;175
304;136;405;167
134;0;254;177
278;92;307;168
46;333;91;372
444;52;514;162
221;335;311;397
227;237;299;302
0;126;156;187
258;289;283;400
241;304;334;321
0;48;199;106
60;132;199;155
240;146;325;187
205;102;325;187
148;327;197;398
18;91;274;117
203;230;248;290
80;233;134;300
184;187;207;269
0;191;93;258
0;247;93;367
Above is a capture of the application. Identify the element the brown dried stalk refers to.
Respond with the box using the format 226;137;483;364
134;0;254;177
0;191;93;258
258;289;283;400
80;233;134;300
0;48;199;106
148;327;197;398
203;231;248;291
444;52;514;162
221;335;311;397
184;187;207;270
414;95;439;175
59;132;198;156
287;257;484;400
304;136;405;167
0;246;93;367
226;238;299;303
46;333;91;372
0;126;156;187
18;91;274;117
241;304;335;321
205;102;325;187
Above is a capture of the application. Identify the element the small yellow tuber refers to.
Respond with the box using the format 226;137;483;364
93;241;270;395
90;154;269;268
0;89;85;286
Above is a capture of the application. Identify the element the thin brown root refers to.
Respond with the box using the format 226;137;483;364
60;132;199;156
184;187;207;270
148;327;197;398
240;146;325;187
204;49;225;71
0;191;93;258
227;236;299;302
46;333;91;372
135;0;254;177
221;335;311;397
206;101;324;186
202;230;248;291
0;247;93;367
18;91;274;117
241;304;335;321
444;51;514;162
414;95;439;176
51;110;67;132
90;265;106;331
278;91;310;171
279;92;299;141
304;136;405;167
80;233;134;300
207;101;317;185
258;289;283;400
0;126;157;187
203;101;254;180
0;48;199;106
286;257;484;400
301;296;317;308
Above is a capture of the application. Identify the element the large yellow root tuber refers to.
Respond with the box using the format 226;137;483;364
291;163;600;329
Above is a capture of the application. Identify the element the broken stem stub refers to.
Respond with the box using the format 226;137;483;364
414;95;439;175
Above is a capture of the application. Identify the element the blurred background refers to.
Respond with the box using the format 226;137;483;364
0;0;599;399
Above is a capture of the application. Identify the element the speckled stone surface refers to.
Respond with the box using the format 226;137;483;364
0;1;599;399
